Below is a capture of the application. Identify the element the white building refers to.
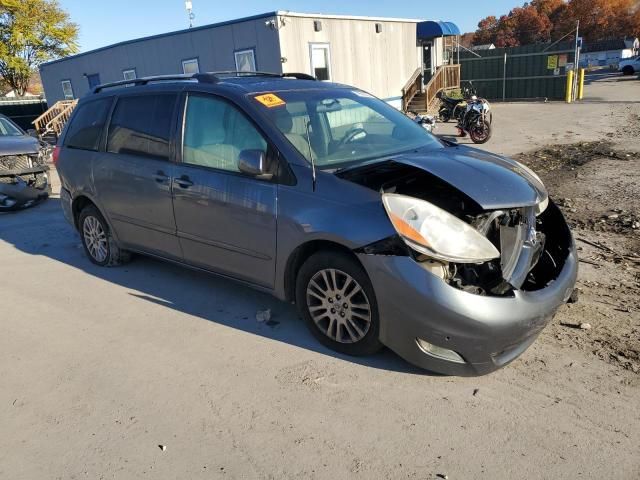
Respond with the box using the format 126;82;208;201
580;37;639;68
39;11;460;109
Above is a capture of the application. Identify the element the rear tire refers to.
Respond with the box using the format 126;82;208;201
438;108;451;123
295;251;383;356
622;65;634;76
78;205;131;267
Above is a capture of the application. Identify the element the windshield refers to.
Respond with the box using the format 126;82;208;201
0;117;24;137
254;89;443;169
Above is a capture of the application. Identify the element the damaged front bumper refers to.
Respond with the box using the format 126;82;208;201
358;201;578;376
0;155;51;211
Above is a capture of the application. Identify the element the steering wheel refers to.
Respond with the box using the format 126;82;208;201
337;127;367;148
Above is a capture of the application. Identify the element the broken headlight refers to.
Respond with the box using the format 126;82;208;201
382;193;500;263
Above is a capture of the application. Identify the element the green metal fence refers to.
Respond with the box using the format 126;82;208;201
0;98;48;130
459;42;577;101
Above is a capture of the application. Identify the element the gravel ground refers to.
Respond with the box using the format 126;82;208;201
1;72;639;479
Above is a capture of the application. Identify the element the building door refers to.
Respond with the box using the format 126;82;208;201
310;44;332;81
87;73;101;90
172;93;277;288
422;43;433;82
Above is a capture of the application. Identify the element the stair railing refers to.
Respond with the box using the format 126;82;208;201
32;99;78;137
401;67;422;112
423;64;461;111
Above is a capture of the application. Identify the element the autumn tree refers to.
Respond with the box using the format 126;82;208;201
473;16;499;45
473;0;640;46
473;6;552;47
555;0;640;41
530;0;565;17
0;0;78;96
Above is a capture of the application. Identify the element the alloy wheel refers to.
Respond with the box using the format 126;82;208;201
306;268;372;344
83;215;108;263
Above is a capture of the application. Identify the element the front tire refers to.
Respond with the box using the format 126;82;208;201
469;118;492;144
296;251;383;356
78;205;130;267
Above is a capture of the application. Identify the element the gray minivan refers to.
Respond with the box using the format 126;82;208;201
55;72;578;376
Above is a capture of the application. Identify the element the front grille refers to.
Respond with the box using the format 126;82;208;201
0;154;35;171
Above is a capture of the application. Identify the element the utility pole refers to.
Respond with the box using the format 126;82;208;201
573;20;580;101
185;0;195;28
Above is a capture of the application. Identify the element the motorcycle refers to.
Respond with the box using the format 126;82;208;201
436;91;466;124
457;95;492;144
437;82;493;144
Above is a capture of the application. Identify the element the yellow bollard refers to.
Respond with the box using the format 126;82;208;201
565;70;574;103
578;68;585;100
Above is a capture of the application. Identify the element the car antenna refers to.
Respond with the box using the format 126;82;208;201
304;120;317;191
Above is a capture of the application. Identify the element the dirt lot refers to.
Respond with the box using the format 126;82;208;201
1;72;639;479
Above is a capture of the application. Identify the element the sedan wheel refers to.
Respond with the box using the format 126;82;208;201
306;268;372;344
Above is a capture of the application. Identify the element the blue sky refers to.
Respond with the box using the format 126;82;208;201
59;0;522;53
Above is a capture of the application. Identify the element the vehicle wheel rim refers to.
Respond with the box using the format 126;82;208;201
471;122;488;141
83;216;108;263
306;268;372;344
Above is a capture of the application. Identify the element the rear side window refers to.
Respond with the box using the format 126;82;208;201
64;98;112;151
107;94;176;160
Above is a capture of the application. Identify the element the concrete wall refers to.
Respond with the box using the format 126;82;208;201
277;14;421;108
40;14;282;104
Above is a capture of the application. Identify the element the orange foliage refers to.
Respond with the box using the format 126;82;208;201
473;0;640;46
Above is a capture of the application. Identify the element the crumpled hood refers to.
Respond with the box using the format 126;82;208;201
389;146;548;210
0;136;40;156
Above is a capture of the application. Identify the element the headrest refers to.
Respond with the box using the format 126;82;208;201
273;107;293;133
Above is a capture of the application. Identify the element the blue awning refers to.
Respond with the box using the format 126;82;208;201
417;20;461;40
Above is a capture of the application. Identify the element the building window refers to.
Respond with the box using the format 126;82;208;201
182;58;200;75
310;44;331;81
61;80;74;99
234;49;256;73
123;69;137;81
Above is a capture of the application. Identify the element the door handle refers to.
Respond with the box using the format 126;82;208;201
153;171;169;184
174;176;193;189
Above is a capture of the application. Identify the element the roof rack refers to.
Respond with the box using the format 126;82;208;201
208;71;318;81
93;73;219;93
92;71;317;94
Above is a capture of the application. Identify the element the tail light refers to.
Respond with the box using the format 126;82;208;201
52;146;61;167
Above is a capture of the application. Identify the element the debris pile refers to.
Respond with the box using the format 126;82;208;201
515;141;639;173
573;209;640;234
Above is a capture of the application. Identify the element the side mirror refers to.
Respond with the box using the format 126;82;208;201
238;149;270;178
26;129;39;138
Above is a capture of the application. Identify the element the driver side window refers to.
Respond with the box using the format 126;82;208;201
182;95;267;172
